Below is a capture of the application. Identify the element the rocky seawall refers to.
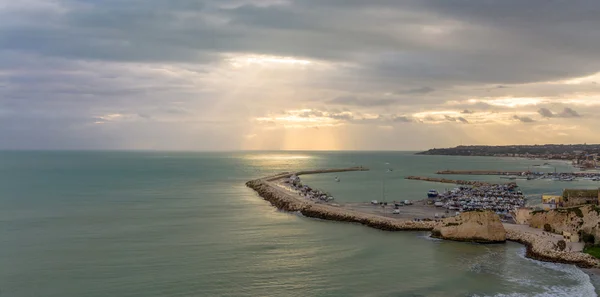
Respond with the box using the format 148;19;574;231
432;211;506;243
405;176;505;187
506;228;600;268
246;179;435;231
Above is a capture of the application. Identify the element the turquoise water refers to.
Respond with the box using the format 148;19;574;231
1;151;599;297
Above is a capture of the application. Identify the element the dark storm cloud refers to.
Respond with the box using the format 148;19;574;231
2;0;600;84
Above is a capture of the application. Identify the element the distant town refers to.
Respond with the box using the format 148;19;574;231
418;144;600;169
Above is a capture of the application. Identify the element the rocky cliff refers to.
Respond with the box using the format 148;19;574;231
432;211;506;243
529;205;600;243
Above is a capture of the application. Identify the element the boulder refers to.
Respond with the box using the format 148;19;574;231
432;210;506;243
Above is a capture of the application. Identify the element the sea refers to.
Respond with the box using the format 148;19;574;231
2;151;600;297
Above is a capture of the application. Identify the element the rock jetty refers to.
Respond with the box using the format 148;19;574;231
436;170;525;175
406;176;504;187
432;211;506;243
246;178;435;231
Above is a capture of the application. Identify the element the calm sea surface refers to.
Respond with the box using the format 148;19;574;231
1;151;600;297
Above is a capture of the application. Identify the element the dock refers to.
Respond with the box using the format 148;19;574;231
437;170;526;175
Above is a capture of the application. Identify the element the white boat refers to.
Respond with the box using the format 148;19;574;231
371;200;379;205
393;209;400;214
403;200;413;205
334;176;340;182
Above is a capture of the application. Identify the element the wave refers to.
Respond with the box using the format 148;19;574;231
472;248;597;297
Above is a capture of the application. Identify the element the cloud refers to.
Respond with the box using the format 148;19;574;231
328;96;398;107
538;108;555;118
559;107;581;118
397;87;435;95
443;115;469;124
2;0;600;149
538;107;582;118
512;115;535;123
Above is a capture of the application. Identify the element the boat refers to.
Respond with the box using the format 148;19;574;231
427;190;439;198
403;200;413;205
393;209;400;214
371;200;379;205
334;176;340;182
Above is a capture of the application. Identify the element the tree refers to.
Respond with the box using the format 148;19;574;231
544;224;552;232
557;240;567;251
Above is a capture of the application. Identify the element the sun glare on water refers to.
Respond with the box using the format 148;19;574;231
244;154;312;160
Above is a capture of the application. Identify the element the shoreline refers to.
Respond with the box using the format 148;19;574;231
246;168;600;269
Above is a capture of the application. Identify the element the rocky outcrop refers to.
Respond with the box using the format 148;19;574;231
529;205;600;244
432;211;506;243
506;227;600;268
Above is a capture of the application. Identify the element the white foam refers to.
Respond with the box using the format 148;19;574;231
472;249;598;297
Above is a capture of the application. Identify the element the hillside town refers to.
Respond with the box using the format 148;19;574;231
418;144;600;169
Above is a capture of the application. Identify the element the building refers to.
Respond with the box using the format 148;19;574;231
562;188;600;207
541;195;563;210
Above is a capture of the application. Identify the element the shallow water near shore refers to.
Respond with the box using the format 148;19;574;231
1;151;600;296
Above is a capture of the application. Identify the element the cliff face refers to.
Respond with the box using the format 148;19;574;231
432;211;506;243
529;205;600;243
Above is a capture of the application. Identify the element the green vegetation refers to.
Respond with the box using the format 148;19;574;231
543;224;552;232
580;231;596;244
531;210;547;215
584;246;600;259
557;240;566;251
445;223;460;227
566;207;585;218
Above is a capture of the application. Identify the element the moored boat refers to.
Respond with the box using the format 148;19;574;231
427;190;439;198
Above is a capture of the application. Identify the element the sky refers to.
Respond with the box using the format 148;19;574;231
1;0;600;151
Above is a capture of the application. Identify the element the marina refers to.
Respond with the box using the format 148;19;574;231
437;169;600;182
433;184;525;213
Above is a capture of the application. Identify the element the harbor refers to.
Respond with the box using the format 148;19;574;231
246;167;600;268
437;169;600;182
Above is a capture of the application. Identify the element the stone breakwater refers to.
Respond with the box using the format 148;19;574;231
505;227;600;268
436;170;525;175
246;179;435;231
405;176;512;187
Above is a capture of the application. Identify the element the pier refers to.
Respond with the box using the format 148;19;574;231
437;170;525;175
406;176;501;187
